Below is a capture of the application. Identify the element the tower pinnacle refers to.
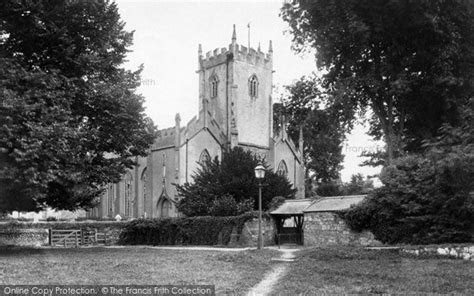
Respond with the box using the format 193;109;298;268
232;24;237;43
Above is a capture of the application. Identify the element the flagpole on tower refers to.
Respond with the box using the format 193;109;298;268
247;23;250;49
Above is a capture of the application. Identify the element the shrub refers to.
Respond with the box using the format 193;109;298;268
208;194;253;217
342;101;474;245
119;212;264;246
209;194;238;217
177;147;296;216
342;154;474;244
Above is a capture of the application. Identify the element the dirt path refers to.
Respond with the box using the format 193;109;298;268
246;247;300;296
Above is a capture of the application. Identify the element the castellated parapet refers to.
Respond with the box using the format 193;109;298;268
200;43;272;70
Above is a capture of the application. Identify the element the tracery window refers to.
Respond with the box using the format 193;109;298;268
210;75;219;98
249;75;258;98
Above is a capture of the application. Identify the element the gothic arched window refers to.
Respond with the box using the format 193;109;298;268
108;184;115;216
160;199;172;218
199;149;211;165
141;168;148;217
249;75;259;98
124;173;133;218
210;75;219;98
277;160;288;177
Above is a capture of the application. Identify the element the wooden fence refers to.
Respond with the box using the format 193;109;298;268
49;229;108;247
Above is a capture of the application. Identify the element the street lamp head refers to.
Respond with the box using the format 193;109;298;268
254;163;266;180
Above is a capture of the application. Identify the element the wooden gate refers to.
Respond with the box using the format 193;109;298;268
277;227;303;245
49;229;108;247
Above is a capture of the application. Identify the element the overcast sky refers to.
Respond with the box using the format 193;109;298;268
116;0;382;184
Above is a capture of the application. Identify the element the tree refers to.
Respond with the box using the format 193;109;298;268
315;173;374;197
281;0;474;165
176;147;296;217
342;99;474;244
342;173;374;195
274;75;346;193
0;0;156;212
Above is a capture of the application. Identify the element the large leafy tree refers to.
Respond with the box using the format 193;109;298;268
274;75;345;192
343;98;474;244
176;147;296;217
0;0;156;212
281;0;474;165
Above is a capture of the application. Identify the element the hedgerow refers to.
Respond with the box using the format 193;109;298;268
119;212;267;246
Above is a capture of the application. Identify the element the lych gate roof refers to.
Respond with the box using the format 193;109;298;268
270;199;313;215
303;195;366;212
270;195;367;215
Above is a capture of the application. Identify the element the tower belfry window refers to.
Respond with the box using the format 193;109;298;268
210;75;219;98
249;75;258;98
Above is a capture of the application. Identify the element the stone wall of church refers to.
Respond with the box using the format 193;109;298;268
178;129;222;185
149;147;178;218
232;57;272;149
200;55;229;128
273;139;305;199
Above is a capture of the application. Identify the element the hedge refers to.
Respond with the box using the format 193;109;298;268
119;212;267;246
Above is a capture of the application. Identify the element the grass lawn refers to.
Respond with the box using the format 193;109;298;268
274;247;474;295
0;246;279;295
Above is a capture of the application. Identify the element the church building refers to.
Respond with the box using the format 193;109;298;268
87;26;305;219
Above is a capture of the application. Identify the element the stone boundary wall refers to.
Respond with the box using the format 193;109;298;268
400;245;474;261
228;217;275;247
0;221;126;247
0;229;49;247
0;218;276;248
304;212;382;247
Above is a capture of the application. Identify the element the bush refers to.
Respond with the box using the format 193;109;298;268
342;154;474;244
342;101;474;245
208;194;253;217
177;147;296;216
119;212;262;246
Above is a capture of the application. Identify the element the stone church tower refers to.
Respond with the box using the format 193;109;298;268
198;25;273;157
87;26;305;220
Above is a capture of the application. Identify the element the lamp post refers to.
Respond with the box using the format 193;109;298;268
254;163;266;250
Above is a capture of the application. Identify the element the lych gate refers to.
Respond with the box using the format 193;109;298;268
270;199;313;245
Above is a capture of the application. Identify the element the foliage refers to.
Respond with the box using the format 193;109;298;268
274;75;345;187
0;0;156;212
343;153;473;243
343;99;474;244
268;196;286;212
281;0;474;164
315;183;342;197
316;173;374;197
208;194;253;217
119;212;263;246
176;147;296;216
